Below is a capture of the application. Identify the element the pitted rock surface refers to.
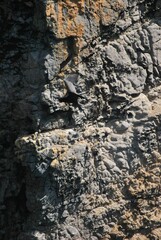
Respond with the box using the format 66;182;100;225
1;0;161;239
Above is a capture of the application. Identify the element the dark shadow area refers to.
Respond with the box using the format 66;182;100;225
0;0;51;239
3;183;29;240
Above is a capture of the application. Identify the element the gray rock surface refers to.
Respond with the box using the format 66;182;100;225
0;0;161;239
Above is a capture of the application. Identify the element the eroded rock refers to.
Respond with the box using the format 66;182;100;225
1;0;161;239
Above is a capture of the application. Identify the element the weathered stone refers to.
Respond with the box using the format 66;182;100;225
1;0;161;239
130;233;149;240
67;226;80;237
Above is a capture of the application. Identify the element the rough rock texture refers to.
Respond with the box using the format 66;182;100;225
1;0;161;239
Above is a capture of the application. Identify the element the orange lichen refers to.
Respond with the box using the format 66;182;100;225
45;0;126;50
46;2;56;17
50;159;60;168
46;0;85;39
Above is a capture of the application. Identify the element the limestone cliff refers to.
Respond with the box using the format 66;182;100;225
0;0;161;239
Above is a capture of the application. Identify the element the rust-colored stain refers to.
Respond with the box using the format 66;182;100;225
46;0;125;50
46;0;85;39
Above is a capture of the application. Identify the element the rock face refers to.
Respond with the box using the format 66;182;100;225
1;0;161;239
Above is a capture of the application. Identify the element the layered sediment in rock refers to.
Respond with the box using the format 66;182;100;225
0;0;161;239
